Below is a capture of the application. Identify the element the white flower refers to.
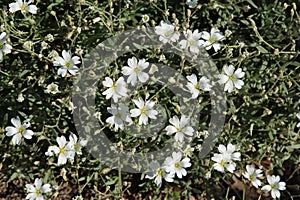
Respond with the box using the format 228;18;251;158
122;57;149;85
212;143;241;173
102;77;128;102
145;162;174;187
217;64;245;93
182;144;194;158
164;152;191;178
242;165;263;188
9;0;37;14
106;104;132;130
5;116;34;145
72;195;84;200
130;98;158;125
155;21;179;43
0;32;12;61
69;134;87;156
261;175;286;199
217;143;241;161
165;115;194;142
54;50;80;77
141;14;150;23
296;113;300;128
186;74;212;98
179;29;204;54
201;28;224;52
44;83;59;94
211;153;236;173
25;178;51;200
186;0;198;8
45;136;74;165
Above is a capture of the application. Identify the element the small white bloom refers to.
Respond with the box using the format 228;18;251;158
69;134;87;156
182;144;194;158
217;143;241;161
211;153;236;173
165;115;194;142
5;116;34;145
9;0;38;14
25;178;51;200
141;14;150;23
106;104;132;130
122;57;149;85
102;77;127;102
164;152;191;178
44;83;59;94
0;32;12;61
155;21;179;43
296;113;300;128
149;64;158;74
45;136;74;165
72;195;84;200
130;98;158;125
145;161;174;187
261;175;286;199
179;29;204;54
186;74;212;98
54;50;80;77
186;0;198;8
242;165;263;188
217;64;245;93
201;28;224;52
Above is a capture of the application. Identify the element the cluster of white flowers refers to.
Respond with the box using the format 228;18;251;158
25;178;51;200
243;165;286;199
45;134;87;165
211;143;241;173
210;144;286;199
155;22;224;53
146;151;192;187
155;22;245;94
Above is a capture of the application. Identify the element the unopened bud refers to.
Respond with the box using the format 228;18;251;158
292;2;297;11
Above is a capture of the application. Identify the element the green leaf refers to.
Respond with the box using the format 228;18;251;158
256;45;268;54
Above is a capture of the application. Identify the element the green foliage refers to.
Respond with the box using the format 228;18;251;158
0;0;299;199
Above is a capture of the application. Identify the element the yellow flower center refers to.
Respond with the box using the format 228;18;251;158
157;168;164;176
270;184;276;189
59;147;66;154
74;143;79;151
65;61;72;68
195;83;200;90
228;75;235;81
18;126;25;134
174;162;181;168
189;40;195;46
209;37;214;43
111;84;116;90
35;189;42;195
133;66;140;73
20;4;27;11
220;160;226;167
249;174;254;181
140;108;147;115
0;43;3;50
164;32;170;37
50;85;56;91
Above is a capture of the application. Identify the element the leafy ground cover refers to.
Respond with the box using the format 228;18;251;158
0;0;300;199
